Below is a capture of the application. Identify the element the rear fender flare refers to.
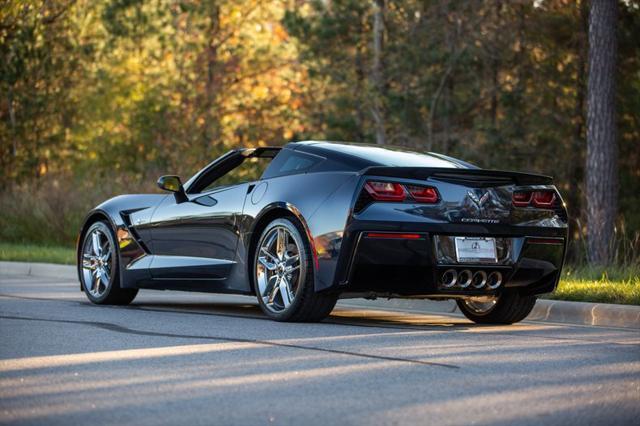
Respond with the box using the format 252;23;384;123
247;202;319;293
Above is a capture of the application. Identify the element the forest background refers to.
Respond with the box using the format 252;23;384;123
1;0;638;274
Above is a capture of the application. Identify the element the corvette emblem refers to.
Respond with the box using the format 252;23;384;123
467;190;490;209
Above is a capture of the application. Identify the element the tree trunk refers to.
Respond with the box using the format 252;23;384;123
567;0;588;236
586;0;618;264
355;14;367;142
371;0;386;145
490;1;502;130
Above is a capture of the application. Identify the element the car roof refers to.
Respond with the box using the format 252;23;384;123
287;141;474;169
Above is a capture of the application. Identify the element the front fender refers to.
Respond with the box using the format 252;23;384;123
76;194;166;289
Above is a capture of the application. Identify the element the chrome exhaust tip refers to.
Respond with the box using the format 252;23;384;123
441;269;457;288
487;271;503;289
471;270;487;289
457;270;473;288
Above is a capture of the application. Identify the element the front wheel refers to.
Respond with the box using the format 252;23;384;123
456;292;536;324
79;221;138;305
253;217;337;322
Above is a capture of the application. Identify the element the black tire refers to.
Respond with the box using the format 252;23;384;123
79;221;138;305
253;217;337;322
456;292;536;324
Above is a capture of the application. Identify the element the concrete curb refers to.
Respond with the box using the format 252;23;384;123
2;261;638;329
338;297;640;329
0;261;76;281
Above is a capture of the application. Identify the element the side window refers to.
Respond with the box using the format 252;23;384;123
262;150;323;179
201;156;272;193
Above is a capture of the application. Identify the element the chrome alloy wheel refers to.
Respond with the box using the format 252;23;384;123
463;296;499;315
81;228;113;298
256;226;303;313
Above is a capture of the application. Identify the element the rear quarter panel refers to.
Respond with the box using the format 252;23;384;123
240;171;360;292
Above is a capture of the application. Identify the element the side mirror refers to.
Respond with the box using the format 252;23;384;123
157;175;187;203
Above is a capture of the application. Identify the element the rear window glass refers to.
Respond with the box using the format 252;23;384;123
280;155;316;173
262;150;323;178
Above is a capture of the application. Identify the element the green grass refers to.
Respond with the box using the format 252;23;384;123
0;242;638;305
0;242;75;265
544;265;640;305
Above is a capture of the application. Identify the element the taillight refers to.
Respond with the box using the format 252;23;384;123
532;191;556;207
363;181;439;203
512;190;557;208
512;192;532;207
364;181;406;201
406;185;439;203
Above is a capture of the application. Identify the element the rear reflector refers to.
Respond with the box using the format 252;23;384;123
527;237;564;245
365;232;423;240
364;181;406;201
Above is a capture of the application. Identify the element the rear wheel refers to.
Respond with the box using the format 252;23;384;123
79;221;138;305
456;292;536;324
254;217;337;322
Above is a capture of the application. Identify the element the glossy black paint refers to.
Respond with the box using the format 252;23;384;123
77;141;569;299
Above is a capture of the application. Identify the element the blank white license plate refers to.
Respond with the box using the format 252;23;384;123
455;237;497;263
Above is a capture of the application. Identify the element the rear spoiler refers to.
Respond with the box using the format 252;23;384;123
362;167;553;186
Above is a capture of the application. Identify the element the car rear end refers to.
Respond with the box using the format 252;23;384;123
333;167;568;300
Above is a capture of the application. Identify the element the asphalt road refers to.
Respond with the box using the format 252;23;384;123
0;274;638;426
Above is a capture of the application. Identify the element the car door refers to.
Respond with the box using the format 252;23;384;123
145;149;278;289
146;183;249;284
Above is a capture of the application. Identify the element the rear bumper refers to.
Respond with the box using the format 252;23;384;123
327;221;567;298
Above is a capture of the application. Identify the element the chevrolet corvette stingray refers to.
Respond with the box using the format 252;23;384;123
77;141;568;323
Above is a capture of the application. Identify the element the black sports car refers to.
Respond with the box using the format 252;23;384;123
77;141;568;324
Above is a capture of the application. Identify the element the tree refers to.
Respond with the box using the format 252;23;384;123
586;0;618;264
371;0;386;145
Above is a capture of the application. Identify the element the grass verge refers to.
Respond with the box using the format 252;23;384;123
543;265;639;305
0;242;637;305
0;242;75;265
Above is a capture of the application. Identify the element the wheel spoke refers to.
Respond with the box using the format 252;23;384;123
276;228;286;260
279;277;292;307
99;269;110;287
258;256;277;271
260;247;278;264
285;265;300;274
259;247;278;263
82;255;96;270
92;270;101;294
91;232;102;257
267;276;280;304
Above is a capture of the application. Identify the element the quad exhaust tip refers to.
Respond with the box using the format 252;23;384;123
471;270;487;289
440;269;503;289
487;271;503;289
441;269;457;288
457;270;473;288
